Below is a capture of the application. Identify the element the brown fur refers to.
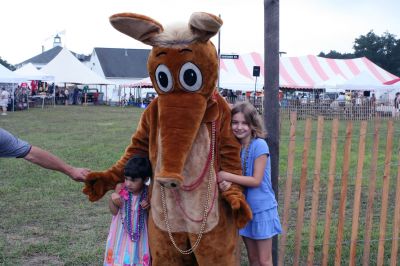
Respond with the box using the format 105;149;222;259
83;12;252;265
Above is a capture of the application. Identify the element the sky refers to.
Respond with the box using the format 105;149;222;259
1;0;400;65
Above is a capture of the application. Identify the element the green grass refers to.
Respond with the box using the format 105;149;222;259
1;106;399;265
0;105;142;265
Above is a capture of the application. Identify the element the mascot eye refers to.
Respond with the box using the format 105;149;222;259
179;62;202;92
155;64;173;92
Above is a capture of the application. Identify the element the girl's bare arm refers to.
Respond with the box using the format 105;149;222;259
108;192;122;215
218;154;268;187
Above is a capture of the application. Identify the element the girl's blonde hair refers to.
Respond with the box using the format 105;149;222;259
231;101;267;138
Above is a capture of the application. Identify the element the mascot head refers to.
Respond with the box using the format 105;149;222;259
110;13;222;188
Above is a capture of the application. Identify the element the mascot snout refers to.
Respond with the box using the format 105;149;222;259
155;93;207;188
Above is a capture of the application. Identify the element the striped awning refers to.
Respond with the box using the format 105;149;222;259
218;53;398;90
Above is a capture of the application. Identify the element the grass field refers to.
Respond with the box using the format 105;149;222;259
0;105;399;265
0;106;142;265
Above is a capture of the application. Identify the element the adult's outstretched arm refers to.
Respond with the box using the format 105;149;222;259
24;146;90;182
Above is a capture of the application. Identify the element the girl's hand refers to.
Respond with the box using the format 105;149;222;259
218;180;232;192
115;183;124;193
217;171;230;182
111;192;122;208
140;199;150;209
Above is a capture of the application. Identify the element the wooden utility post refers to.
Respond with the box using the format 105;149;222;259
264;0;280;265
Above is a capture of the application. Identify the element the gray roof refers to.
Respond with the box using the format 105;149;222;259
94;48;150;78
17;46;90;67
19;46;63;66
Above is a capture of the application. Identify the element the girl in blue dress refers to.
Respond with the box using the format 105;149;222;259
218;101;282;266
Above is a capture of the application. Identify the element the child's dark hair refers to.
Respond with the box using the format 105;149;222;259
124;155;152;181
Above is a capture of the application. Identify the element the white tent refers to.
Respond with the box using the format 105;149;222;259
14;63;54;81
41;48;110;85
0;64;24;83
218;53;398;91
131;77;153;87
315;74;347;90
219;70;263;91
337;71;384;90
336;71;400;99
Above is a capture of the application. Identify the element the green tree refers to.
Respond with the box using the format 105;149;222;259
319;30;400;77
318;50;355;59
0;57;16;71
353;30;399;75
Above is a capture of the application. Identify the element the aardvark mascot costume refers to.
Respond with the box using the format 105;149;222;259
83;12;252;265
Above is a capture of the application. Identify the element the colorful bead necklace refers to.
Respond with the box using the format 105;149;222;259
120;186;147;242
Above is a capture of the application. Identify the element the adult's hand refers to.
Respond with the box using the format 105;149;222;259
68;167;91;182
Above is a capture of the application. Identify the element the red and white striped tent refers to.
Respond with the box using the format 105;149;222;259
218;53;398;91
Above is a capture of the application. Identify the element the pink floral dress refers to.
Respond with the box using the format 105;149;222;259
103;186;150;266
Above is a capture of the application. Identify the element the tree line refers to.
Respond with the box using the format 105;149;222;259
0;57;16;71
319;30;400;77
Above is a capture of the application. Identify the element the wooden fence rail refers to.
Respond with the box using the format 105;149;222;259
278;112;400;265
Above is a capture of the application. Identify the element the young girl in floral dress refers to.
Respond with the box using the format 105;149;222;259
104;155;152;266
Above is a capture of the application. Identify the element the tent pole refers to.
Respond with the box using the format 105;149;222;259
105;86;108;104
12;83;15;112
254;76;258;105
53;83;55;108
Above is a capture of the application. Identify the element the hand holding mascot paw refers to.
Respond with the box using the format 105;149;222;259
221;184;253;228
83;171;122;202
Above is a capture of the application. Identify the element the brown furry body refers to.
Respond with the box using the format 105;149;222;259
83;12;252;265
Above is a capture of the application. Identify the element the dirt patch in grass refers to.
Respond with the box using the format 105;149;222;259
22;255;63;266
7;233;49;246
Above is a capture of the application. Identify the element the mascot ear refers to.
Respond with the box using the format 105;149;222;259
189;12;223;42
109;13;163;46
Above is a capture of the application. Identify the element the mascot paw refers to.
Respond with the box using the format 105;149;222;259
82;171;120;202
222;187;253;229
233;202;252;228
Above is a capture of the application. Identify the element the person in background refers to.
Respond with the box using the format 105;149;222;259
1;87;10;116
395;92;400;113
30;80;37;96
218;101;282;266
370;93;376;105
93;90;99;105
0;128;90;182
104;155;151;266
370;93;376;117
64;88;69;105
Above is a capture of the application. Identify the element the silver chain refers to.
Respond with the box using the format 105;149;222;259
160;122;216;254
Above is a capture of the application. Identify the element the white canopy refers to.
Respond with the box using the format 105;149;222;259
336;71;400;99
315;74;347;89
219;53;398;91
219;70;263;90
337;71;384;90
0;64;24;83
14;63;54;81
41;48;111;85
131;76;152;87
